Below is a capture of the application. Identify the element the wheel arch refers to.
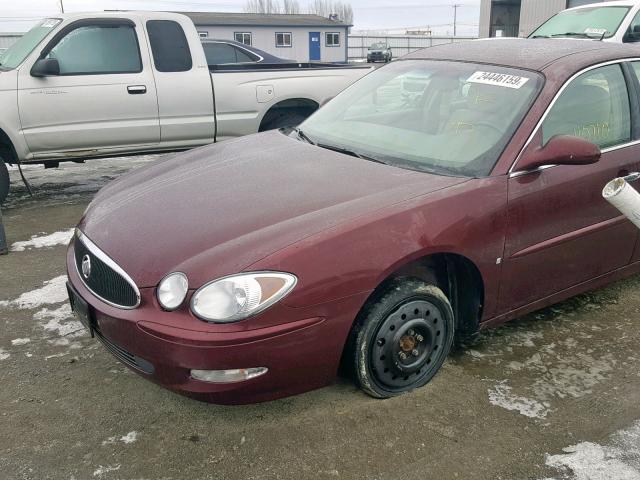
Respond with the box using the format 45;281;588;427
0;128;18;165
362;252;485;340
258;97;320;131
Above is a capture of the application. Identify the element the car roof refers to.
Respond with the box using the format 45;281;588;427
404;38;640;73
565;0;636;10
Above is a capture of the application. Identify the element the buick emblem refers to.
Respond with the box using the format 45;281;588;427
81;255;92;279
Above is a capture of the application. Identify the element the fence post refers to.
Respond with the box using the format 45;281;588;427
0;206;7;255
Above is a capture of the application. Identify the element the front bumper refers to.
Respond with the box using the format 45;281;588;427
66;242;369;404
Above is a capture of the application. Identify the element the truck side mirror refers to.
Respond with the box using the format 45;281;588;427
31;58;60;77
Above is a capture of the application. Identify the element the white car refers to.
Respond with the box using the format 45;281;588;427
530;1;640;43
0;11;373;203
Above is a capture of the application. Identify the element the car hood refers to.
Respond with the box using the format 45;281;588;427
80;131;468;287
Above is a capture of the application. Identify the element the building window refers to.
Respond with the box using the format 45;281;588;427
275;32;292;47
198;31;208;38
234;32;252;46
325;32;340;47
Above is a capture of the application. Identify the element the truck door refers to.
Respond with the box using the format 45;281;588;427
145;19;215;146
309;32;321;61
17;18;160;156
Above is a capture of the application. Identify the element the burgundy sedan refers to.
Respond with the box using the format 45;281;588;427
67;39;640;404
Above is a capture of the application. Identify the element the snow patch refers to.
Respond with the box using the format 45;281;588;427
35;304;85;337
0;276;68;309
488;382;549;419
93;464;121;477
11;338;30;346
10;228;74;252
0;348;9;360
121;431;138;444
102;431;139;445
544;421;640;480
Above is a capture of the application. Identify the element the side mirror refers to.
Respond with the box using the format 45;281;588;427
516;135;601;172
31;58;60;77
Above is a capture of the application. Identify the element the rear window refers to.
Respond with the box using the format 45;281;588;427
146;20;192;72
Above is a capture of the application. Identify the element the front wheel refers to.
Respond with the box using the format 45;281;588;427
353;279;455;398
0;161;9;205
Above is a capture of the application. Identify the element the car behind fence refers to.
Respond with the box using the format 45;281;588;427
348;35;477;61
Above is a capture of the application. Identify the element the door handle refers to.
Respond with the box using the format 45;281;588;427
622;171;640;182
127;85;147;95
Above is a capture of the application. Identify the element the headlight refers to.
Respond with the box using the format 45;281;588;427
191;272;297;323
157;272;189;310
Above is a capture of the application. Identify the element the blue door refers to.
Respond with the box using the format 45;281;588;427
309;32;321;61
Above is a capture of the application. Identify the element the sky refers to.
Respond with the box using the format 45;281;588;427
0;0;481;36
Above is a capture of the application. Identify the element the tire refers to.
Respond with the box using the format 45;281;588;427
0;161;8;206
353;278;455;398
260;109;310;131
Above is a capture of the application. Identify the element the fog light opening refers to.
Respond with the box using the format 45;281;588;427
190;367;268;384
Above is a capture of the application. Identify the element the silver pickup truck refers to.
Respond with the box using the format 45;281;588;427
0;11;373;203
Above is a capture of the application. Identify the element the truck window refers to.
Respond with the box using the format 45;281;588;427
46;24;141;75
146;20;193;72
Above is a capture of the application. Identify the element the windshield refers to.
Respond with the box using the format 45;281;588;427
530;6;630;39
370;43;387;50
0;18;61;70
297;60;542;177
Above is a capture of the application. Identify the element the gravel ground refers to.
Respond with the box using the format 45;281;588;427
1;156;640;480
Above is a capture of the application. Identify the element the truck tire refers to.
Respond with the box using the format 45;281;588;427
0;161;8;205
351;278;455;399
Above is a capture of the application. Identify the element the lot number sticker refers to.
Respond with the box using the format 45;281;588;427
467;71;530;89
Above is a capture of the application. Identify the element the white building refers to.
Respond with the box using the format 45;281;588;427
181;12;351;63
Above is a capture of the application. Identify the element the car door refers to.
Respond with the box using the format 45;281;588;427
145;19;215;146
499;62;640;311
17;18;160;156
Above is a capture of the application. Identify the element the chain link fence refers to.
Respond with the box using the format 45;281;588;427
348;35;477;61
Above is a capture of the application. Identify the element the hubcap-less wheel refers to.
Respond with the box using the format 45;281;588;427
352;279;455;398
371;300;446;390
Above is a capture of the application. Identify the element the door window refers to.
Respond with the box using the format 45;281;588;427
146;20;192;73
46;24;141;75
624;11;640;42
542;64;630;148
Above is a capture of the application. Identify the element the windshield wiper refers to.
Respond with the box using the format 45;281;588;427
531;35;550;38
550;32;595;39
291;127;316;145
316;143;388;165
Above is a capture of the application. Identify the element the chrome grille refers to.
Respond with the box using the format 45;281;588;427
74;231;140;309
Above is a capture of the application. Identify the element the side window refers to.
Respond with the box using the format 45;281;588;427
203;43;238;65
542;64;630;148
233;46;258;63
146;20;192;72
46;24;141;75
624;11;640;42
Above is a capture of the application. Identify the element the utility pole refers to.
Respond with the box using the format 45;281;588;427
59;0;64;13
452;3;462;37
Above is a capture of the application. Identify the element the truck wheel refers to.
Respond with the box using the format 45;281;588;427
352;278;455;399
0;161;9;205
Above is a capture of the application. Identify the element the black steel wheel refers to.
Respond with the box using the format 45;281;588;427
353;278;455;398
0;161;8;205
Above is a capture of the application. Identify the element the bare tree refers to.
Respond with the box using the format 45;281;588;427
282;0;301;14
308;0;353;24
244;0;281;13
